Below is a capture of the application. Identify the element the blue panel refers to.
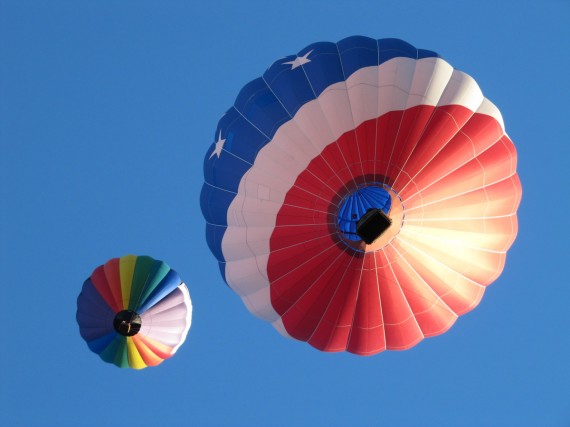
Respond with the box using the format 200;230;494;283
138;269;181;313
216;108;268;162
202;108;267;228
97;335;124;364
300;41;344;96
378;38;419;62
337;185;392;241
204;154;249;193
204;108;267;186
264;54;315;115
234;78;290;138
77;279;115;319
86;331;118;355
218;261;227;284
418;48;440;59
76;279;115;341
204;221;227;261
200;183;235;227
337;35;379;78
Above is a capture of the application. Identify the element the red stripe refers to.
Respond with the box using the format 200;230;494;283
267;105;518;355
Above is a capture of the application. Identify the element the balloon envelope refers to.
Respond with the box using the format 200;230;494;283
201;37;521;355
77;255;192;368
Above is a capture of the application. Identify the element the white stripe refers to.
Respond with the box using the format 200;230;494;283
222;56;504;325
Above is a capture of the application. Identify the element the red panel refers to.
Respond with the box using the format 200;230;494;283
90;265;122;313
394;238;486;314
387;248;457;337
399;131;476;201
321;141;359;190
294;171;340;204
269;239;344;314
484;176;522;216
279;249;355;341
471;137;517;182
405;136;517;210
396;231;506;287
305;154;350;196
385;105;437;183
373;110;405;183
461;113;505;156
346;253;386;355
307;254;362;352
103;258;124;312
271;203;329;227
406;175;521;221
270;224;331;252
354;118;378;178
373;249;424;350
397;111;506;201
336;130;365;181
392;106;470;188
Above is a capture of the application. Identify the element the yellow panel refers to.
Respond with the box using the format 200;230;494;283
126;337;147;370
119;255;138;310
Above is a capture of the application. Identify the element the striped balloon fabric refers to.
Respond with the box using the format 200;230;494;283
201;37;521;355
77;255;192;369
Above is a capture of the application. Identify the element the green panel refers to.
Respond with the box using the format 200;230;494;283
99;336;122;365
134;260;170;311
113;337;129;368
128;256;155;310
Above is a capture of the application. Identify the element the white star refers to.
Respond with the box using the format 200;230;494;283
284;49;313;70
209;130;226;159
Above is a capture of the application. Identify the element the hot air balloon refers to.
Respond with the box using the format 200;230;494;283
77;255;192;368
201;37;521;355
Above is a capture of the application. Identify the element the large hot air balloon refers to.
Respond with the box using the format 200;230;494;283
201;37;521;355
77;255;192;368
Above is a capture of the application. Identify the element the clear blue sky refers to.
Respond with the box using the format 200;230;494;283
1;1;569;426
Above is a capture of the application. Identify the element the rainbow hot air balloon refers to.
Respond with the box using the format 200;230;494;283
77;255;192;368
201;36;521;355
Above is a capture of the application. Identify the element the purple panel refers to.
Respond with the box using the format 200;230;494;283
77;279;116;341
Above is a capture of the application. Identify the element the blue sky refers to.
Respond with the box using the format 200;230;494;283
1;1;569;426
